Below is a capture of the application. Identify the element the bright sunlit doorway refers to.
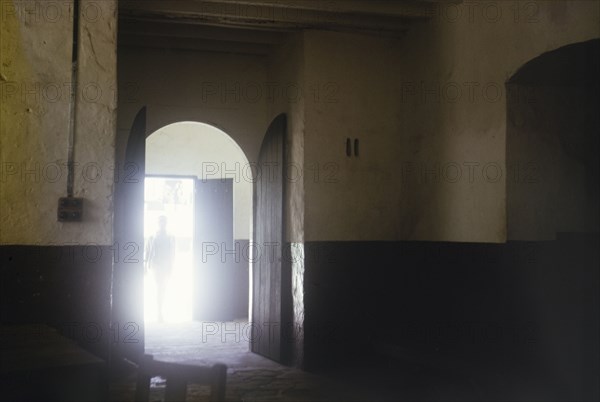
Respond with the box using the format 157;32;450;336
144;176;195;323
143;121;252;339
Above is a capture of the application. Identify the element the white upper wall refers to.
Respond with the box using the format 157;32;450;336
302;0;600;242
4;0;598;246
117;48;269;167
1;0;118;245
267;34;306;243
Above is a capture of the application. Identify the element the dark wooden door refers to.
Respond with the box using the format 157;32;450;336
251;114;288;362
112;106;146;360
193;178;234;321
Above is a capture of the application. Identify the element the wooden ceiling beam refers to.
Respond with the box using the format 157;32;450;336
119;0;435;35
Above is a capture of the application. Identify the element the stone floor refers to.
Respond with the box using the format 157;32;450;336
144;320;336;402
110;320;356;402
109;320;462;401
108;320;562;401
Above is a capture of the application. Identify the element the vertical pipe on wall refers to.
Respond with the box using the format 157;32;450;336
66;0;80;197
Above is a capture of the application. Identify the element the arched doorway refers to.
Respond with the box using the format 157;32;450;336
505;39;599;399
143;121;252;325
506;39;599;240
113;113;292;364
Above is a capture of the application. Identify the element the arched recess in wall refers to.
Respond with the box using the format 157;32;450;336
506;39;600;241
145;121;253;322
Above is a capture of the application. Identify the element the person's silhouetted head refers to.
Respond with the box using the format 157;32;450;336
158;215;167;232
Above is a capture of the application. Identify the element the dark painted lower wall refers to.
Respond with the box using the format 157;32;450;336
301;234;599;400
1;245;113;359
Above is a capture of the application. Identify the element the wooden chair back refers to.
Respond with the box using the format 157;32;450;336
132;354;227;402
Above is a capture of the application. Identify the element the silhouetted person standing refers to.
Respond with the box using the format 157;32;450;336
145;215;175;322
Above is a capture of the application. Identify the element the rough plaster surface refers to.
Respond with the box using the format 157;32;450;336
302;1;599;242
290;242;305;367
1;0;118;245
396;0;599;243
146;122;252;240
4;0;599;246
267;34;305;244
303;31;404;242
116;49;268;168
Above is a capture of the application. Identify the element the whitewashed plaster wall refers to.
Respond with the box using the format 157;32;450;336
267;34;305;244
302;0;600;242
1;0;118;245
116;48;269;168
4;1;598;246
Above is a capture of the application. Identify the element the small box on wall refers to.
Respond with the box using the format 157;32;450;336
57;197;83;222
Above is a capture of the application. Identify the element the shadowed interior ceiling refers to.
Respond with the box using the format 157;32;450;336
118;0;437;54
